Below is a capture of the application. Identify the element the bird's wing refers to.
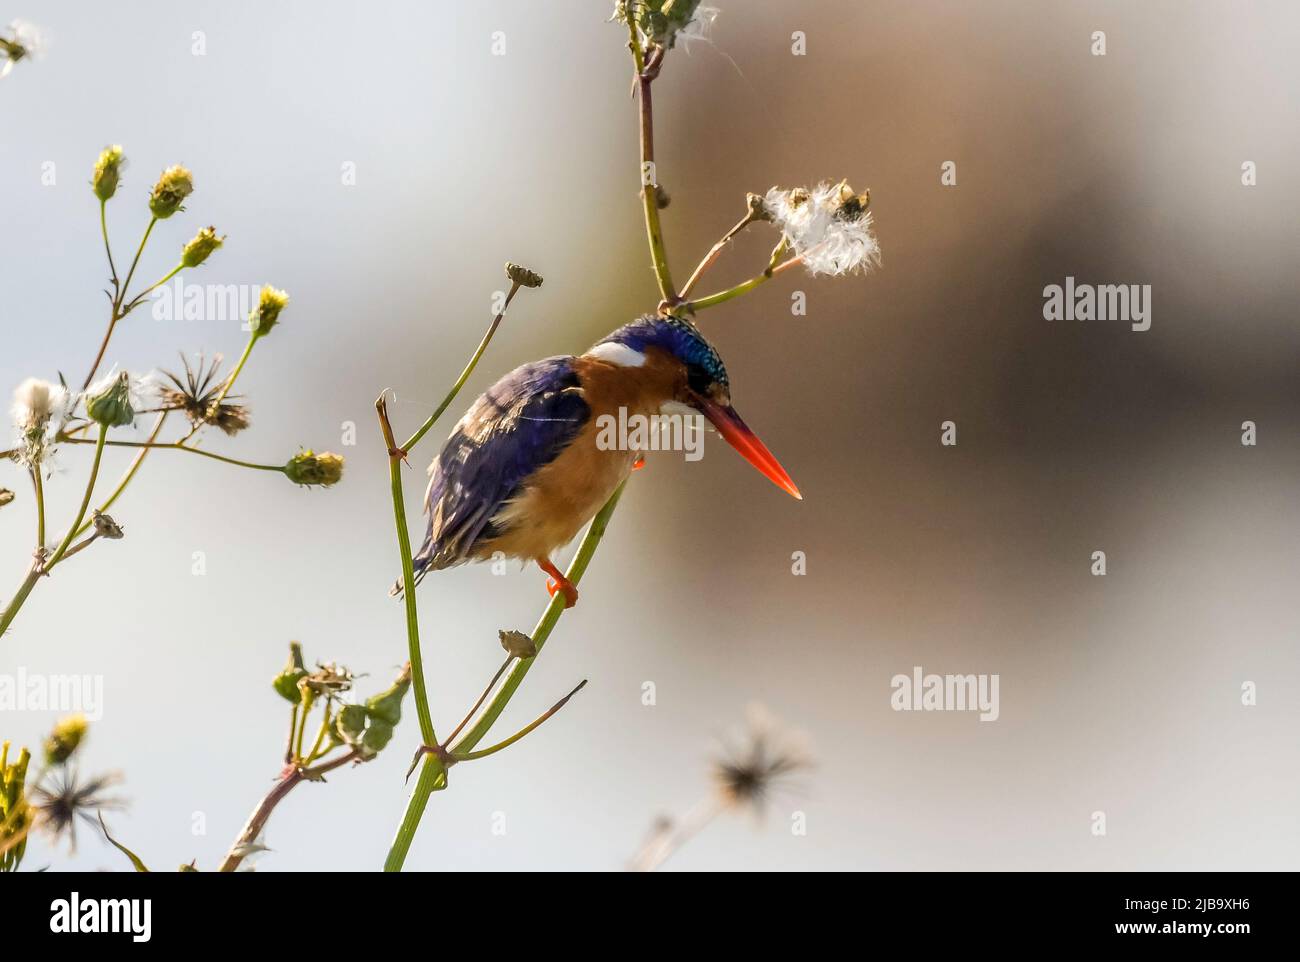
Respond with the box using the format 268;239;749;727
418;356;590;568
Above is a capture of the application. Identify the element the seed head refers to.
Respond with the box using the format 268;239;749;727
505;263;543;289
156;354;250;436
91;510;124;540
148;165;193;219
92;145;126;202
284;450;344;487
181;226;224;268
710;704;812;819
499;629;537;659
11;377;70;466
762;181;880;276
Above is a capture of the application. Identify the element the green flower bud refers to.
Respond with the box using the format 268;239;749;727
43;714;88;766
364;663;411;727
181;226;224;268
84;371;135;427
272;642;308;703
334;704;368;745
148;165;193;219
361;720;394;755
92;145;126;202
248;285;289;337
284;450;344;487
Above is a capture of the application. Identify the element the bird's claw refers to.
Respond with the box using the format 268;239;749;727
546;576;579;609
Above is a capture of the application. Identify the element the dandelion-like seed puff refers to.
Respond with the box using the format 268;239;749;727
763;181;880;277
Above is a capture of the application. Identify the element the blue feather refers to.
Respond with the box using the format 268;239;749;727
410;356;589;577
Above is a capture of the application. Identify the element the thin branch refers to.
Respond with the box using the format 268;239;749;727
398;279;522;456
625;19;676;304
452;679;587;762
57;434;285;474
677;207;763;302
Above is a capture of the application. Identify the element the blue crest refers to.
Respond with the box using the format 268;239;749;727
596;315;729;389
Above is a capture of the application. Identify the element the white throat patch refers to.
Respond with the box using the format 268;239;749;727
586;342;647;367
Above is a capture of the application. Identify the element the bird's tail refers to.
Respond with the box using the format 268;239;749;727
389;540;434;598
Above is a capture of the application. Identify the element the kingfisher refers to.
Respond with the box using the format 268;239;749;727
399;314;801;608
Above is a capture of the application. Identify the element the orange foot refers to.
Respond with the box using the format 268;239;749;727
537;558;579;609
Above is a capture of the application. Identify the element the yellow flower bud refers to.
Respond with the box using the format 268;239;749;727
248;285;289;337
148;165;193;219
181;226;224;268
92;145;125;202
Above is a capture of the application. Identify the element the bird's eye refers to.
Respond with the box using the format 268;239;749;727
685;364;715;397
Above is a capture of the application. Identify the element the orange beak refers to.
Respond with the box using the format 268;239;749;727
693;395;802;500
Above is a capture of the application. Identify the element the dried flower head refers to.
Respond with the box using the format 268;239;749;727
156;354;250;436
84;370;136;428
284;449;344;487
92;145;126;202
148;164;193;219
248;285;289;337
710;704;812;819
762;181;880;276
31;768;125;853
301;661;354;697
11;377;70;466
91;510;125;540
43;714;89;767
181;225;224;268
0;20;43;77
505;263;544;289
499;629;538;659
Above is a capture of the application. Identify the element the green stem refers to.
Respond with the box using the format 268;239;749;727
382;481;627;871
118;216;156;309
376;395;437;748
452;679;586;761
30;467;45;549
383;756;442;872
84;218;158;390
45;425;107;570
212;333;258;409
399;282;519;454
122;263;183;313
0;564;42;639
71;411;168;540
451;481;626;753
683;247;803;313
100;199;118;291
625;20;676;303
58;434;284;474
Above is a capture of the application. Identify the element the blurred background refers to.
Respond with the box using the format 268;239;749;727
2;0;1297;870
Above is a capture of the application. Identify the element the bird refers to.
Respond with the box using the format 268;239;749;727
397;314;801;608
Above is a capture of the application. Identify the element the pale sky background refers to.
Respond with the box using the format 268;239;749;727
2;1;1298;871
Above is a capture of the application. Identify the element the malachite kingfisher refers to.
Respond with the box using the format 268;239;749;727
398;314;801;608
